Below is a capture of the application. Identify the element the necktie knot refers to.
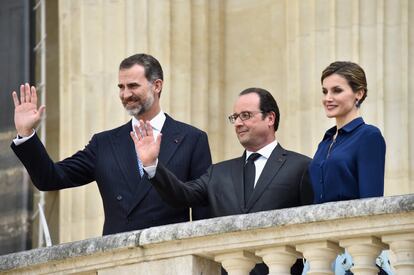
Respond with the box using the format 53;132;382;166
247;152;261;163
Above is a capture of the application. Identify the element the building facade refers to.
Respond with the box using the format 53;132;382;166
1;0;413;252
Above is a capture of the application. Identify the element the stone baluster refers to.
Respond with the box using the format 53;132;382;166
256;245;301;275
215;251;261;275
382;233;414;275
340;236;386;275
296;241;343;275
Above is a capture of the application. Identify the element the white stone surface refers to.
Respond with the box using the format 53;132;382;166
50;0;414;241
0;195;413;274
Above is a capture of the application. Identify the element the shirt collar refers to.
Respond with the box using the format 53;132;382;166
245;139;278;161
131;110;166;132
323;117;365;140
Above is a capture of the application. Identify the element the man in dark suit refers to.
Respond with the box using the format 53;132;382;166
132;87;313;275
10;53;212;235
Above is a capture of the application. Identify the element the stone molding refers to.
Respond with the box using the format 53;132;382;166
1;194;413;274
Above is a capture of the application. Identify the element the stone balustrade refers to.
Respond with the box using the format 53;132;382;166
1;195;413;275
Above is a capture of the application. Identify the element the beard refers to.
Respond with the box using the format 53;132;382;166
123;92;155;117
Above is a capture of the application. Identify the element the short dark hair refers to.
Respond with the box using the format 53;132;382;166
321;61;368;106
119;53;163;82
239;87;280;131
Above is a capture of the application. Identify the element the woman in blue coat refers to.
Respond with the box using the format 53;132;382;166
308;61;388;275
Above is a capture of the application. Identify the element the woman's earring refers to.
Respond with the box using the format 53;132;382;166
355;99;360;108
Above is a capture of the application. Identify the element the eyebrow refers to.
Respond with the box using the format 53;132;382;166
322;85;342;89
118;82;140;88
231;110;259;115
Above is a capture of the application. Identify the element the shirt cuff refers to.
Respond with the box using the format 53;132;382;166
143;159;158;178
13;130;36;146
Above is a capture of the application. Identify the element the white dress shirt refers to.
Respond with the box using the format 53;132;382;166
245;140;278;187
13;130;35;146
131;110;166;138
145;139;278;183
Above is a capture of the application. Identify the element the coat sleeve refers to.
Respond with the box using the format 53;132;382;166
150;162;210;208
10;133;96;191
188;131;212;219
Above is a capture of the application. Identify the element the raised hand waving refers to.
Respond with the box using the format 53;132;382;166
130;120;162;167
12;83;46;137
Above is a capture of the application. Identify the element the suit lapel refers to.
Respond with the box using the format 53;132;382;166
109;121;153;214
245;144;287;211
231;153;247;213
158;114;185;165
127;114;185;214
110;121;141;193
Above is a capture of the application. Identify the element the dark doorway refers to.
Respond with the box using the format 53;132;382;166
0;0;34;255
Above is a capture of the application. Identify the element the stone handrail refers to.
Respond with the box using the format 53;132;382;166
1;194;413;275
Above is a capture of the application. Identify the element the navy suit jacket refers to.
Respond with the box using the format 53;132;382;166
11;114;212;235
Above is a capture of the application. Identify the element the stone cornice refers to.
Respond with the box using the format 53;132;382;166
1;194;413;272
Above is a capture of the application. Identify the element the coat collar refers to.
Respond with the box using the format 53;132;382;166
323;117;365;140
159;114;186;164
231;144;288;212
111;120;141;194
243;144;287;212
110;116;188;214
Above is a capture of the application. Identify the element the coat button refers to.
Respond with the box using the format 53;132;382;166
116;195;123;201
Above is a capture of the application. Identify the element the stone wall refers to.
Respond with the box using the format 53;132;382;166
52;0;414;242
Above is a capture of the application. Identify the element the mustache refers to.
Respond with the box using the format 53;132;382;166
121;96;141;104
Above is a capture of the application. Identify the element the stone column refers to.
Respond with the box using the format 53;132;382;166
382;233;414;275
296;241;343;275
54;0;414;245
215;251;260;275
256;246;301;275
340;236;386;275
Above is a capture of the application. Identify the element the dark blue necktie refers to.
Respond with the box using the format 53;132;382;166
244;153;261;205
137;154;144;178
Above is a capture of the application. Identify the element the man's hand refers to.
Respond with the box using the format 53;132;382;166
12;83;46;137
130;120;161;167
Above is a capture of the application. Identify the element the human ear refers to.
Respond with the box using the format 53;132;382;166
267;111;276;127
153;79;163;94
355;89;364;101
